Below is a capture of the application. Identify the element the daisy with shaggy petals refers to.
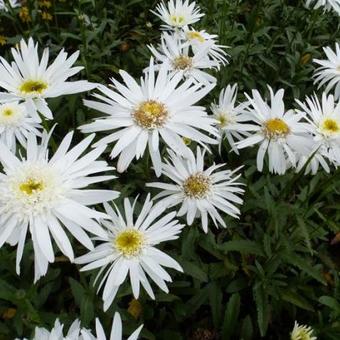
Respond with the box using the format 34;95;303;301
18;312;142;340
76;194;184;311
236;87;312;175
182;28;228;66
148;33;220;84
0;131;119;282
313;43;340;99
296;92;340;172
0;38;96;121
211;84;252;153
80;58;217;176
18;319;83;340
147;147;244;233
152;0;204;30
81;312;143;340
291;321;317;340
306;0;340;15
0;101;42;151
0;0;20;11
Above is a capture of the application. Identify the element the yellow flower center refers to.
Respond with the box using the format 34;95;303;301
19;178;45;195
263;118;290;138
170;14;185;26
183;173;211;199
19;80;48;95
291;327;315;340
0;104;24;126
2;109;13;117
182;137;192;146
115;229;144;257
186;31;205;43
133;100;168;129
321;118;340;134
216;112;232;128
172;55;193;71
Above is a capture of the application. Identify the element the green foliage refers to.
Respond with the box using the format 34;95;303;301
0;0;338;339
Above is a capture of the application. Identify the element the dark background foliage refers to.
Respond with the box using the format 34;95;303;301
0;0;339;339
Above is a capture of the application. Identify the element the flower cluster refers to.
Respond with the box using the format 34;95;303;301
306;0;340;15
149;0;228;84
0;1;245;333
18;312;143;340
0;0;20;12
210;51;340;175
291;321;317;340
0;0;334;338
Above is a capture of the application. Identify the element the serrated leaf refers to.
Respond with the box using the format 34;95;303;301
240;315;253;340
253;284;269;337
218;240;264;256
281;291;315;312
222;293;240;339
180;260;208;282
208;282;223;327
282;253;326;284
319;296;340;315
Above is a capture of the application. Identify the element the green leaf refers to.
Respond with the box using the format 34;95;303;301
296;216;313;255
282;253;326;284
240;315;253;340
319;296;340;315
253;284;269;337
69;278;85;306
208;282;223;327
80;294;94;325
180;260;208;282
281;290;315;312
218;240;264;256
222;293;240;339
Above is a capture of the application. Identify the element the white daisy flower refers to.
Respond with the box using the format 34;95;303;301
296;92;340;172
148;33;219;84
236;87;312;175
0;101;42;151
0;38;97;121
81;313;143;340
151;0;204;30
306;0;340;15
291;321;317;340
0;130;119;282
295;145;330;175
75;194;184;311
30;319;83;340
0;0;20;11
182;28;229;66
80;58;218;177
147;147;244;233
313;43;340;100
211;84;252;154
18;313;142;340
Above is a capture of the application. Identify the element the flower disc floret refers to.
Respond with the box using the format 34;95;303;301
172;55;193;71
0;104;24;126
170;14;185;25
115;229;145;257
321;118;340;135
19;178;45;195
6;163;62;216
133;100;169;129
183;172;211;198
263;118;290;139
19;79;48;96
186;31;205;42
